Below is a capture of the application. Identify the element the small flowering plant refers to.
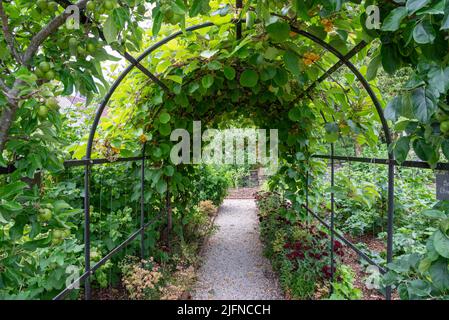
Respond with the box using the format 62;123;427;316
256;191;347;299
120;256;163;300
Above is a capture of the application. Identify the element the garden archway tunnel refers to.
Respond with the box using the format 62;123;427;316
66;16;397;301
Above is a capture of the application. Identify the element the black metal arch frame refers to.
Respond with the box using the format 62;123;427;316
18;0;401;300
0;0;443;303
52;14;396;300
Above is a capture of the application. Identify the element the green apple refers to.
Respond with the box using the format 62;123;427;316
35;68;45;78
68;37;78;47
37;105;49;118
44;70;55;80
37;0;48;10
46;97;59;110
39;61;51;73
86;0;96;11
87;43;96;54
38;208;52;222
104;0;115;10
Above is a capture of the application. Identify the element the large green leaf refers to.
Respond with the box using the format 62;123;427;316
382;7;408;31
394;136;410;163
434;230;449;258
156;179;167;194
283;50;300;77
413;20;436;44
411;87;436;122
103;14;119;44
239;69;259;88
266;21;291;43
429;259;449;290
406;0;431;14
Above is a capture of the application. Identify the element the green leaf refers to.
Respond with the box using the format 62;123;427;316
190;0;209;17
442;140;449;160
239;69;259;88
152;8;163;36
288;108;301;121
441;9;449;30
413;138;438;163
164;165;175;177
0;199;22;212
283;50;300;76
434;230;449;258
159;112;171;124
394;136;410;163
406;0;431;14
172;0;186;14
159;123;172;136
223;66;236;80
413;20;436;44
411;87;436;122
429;259;449;290
407;279;432;297
202;74;214;89
381;44;401;74
274;68;289;86
422;209;447;220
0;181;27;199
366;54;382;81
156;179;167;194
103;14;119;44
428;67;449;94
382;7;408;31
385;96;402;121
266;21;291;43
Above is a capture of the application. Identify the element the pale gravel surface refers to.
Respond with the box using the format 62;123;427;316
192;199;283;300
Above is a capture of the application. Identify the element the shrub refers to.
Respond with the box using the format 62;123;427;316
120;257;163;300
198;200;217;217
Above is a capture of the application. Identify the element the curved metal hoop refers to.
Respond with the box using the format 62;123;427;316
82;20;395;300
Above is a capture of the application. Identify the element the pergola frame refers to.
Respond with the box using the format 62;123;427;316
1;2;418;301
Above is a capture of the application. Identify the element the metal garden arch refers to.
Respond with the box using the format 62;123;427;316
53;10;397;300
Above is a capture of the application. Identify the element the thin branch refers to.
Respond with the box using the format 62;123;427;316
0;0;22;63
0;78;9;93
22;0;89;65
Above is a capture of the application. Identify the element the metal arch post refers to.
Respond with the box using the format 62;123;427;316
140;142;147;262
81;21;216;300
83;162;91;300
330;143;335;295
290;26;395;300
236;0;243;40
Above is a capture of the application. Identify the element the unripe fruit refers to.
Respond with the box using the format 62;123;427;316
46;97;59;110
86;0;95;11
68;37;78;47
35;68;45;78
48;1;58;10
77;46;86;56
37;0;48;10
44;70;55;80
104;0;115;10
38;208;52;222
37;105;49;118
39;61;51;73
87;43;96;54
441;121;449;133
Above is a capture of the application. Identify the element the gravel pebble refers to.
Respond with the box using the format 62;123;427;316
192;199;283;300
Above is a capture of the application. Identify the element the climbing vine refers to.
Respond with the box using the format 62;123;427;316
1;0;449;299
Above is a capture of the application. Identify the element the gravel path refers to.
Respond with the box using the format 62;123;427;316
193;199;283;300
